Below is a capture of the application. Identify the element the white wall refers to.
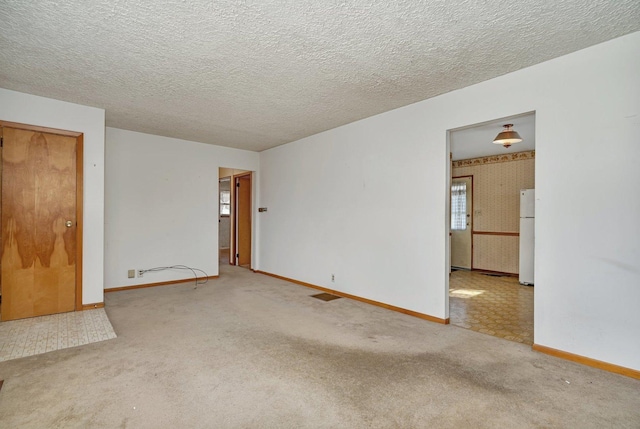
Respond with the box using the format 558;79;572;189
258;32;640;370
0;88;105;305
104;128;259;289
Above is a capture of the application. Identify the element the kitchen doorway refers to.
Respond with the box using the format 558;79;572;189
447;112;536;344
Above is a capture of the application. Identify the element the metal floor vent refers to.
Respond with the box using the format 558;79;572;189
311;293;342;302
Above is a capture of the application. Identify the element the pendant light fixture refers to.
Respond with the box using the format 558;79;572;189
493;124;522;148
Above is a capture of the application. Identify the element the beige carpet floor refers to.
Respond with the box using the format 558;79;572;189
0;264;638;428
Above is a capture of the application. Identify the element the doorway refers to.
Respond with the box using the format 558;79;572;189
218;167;252;270
447;112;535;344
0;122;83;321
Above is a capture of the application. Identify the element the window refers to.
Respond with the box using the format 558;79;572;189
220;190;230;216
451;182;467;230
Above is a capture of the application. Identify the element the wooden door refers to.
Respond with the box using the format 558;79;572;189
1;127;78;321
235;174;251;267
451;176;473;269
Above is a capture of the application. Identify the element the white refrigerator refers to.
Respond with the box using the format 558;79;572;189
519;189;535;285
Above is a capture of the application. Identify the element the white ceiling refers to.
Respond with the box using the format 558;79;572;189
450;113;536;161
1;1;638;152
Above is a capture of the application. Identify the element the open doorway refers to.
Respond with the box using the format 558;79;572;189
218;167;253;270
448;112;536;344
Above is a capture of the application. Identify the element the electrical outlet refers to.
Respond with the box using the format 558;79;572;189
138;269;144;278
331;274;335;282
127;269;135;279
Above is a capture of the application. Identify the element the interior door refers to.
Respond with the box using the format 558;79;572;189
1;127;77;321
451;176;472;269
235;174;251;267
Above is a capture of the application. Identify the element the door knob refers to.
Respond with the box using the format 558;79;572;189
65;220;73;228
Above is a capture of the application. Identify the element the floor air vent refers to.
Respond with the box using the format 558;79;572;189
311;293;342;302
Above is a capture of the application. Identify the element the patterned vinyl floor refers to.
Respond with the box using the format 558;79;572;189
449;270;533;344
0;308;116;362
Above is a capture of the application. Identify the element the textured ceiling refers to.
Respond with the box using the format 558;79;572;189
1;1;638;152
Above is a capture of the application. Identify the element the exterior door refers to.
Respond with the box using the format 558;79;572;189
1;127;78;321
235;174;251;267
451;176;472;269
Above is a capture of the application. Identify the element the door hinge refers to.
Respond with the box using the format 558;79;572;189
236;253;239;258
1;136;3;148
236;182;240;187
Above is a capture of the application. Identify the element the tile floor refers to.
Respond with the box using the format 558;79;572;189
0;308;116;362
449;270;533;344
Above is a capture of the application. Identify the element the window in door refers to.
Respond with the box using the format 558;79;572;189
220;190;231;216
451;182;467;230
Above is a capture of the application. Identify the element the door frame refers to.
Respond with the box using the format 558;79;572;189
0;120;84;311
233;172;252;268
451;174;474;270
